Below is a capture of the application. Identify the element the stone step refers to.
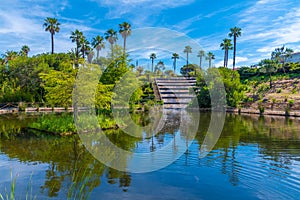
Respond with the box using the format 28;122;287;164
160;94;195;98
163;99;194;103
157;85;195;89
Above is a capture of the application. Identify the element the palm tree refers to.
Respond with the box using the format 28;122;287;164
197;50;205;69
70;30;84;58
206;52;215;68
87;51;94;64
43;17;60;54
229;26;242;70
150;53;156;72
183;46;192;66
104;29;118;58
20;45;30;56
91;35;105;60
155;60;165;75
2;50;18;62
119;22;131;54
258;59;278;87
171;53;179;73
80;37;90;59
220;38;233;68
70;29;84;66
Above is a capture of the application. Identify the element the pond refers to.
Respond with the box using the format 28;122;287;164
0;112;300;200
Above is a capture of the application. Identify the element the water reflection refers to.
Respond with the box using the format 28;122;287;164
0;113;299;199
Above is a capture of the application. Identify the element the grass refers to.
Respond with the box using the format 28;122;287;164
0;171;36;200
28;113;118;135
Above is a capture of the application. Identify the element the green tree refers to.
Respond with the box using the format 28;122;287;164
229;26;242;70
171;53;179;73
258;59;278;87
91;35;105;60
149;53;156;72
220;38;233;68
43;17;60;54
180;64;196;77
271;45;294;67
197;50;205;69
105;29;118;58
155;60;165;76
183;45;192;66
206;52;215;68
119;22;131;54
20;45;30;57
40;69;76;107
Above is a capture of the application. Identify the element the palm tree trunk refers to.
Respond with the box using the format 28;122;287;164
173;59;176;72
111;43;114;58
152;59;154;72
225;49;228;68
200;56;202;69
233;36;237;70
224;50;226;67
186;53;189;66
51;33;54;54
123;36;126;55
209;59;211;68
96;49;100;60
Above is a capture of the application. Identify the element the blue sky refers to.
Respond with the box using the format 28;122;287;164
1;0;300;70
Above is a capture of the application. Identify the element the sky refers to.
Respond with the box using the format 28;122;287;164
1;0;300;71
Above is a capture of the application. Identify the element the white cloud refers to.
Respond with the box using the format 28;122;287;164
90;0;195;27
0;0;98;55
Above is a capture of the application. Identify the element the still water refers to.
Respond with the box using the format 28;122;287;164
0;112;299;200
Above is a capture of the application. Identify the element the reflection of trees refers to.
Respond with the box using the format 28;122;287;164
195;113;300;186
0;114;37;136
0;132;134;198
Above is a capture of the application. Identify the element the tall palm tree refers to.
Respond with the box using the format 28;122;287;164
80;37;90;59
229;26;242;70
150;53;156;72
206;52;215;68
91;35;105;60
220;38;233;68
43;17;60;54
87;51;94;64
104;29;118;58
171;53;179;73
197;50;205;69
20;45;30;57
119;22;131;54
70;29;84;66
183;46;192;66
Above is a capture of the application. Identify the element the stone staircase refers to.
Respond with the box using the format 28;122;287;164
154;77;197;109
